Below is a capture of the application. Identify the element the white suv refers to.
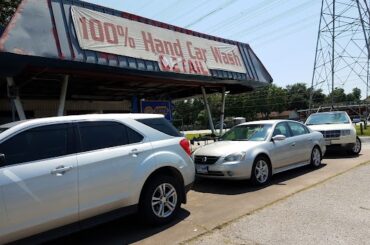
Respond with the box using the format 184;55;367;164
305;111;361;155
0;114;194;244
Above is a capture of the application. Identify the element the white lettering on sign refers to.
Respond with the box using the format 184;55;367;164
71;6;246;76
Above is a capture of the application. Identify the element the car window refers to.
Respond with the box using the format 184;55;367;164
0;124;70;166
78;121;131;152
288;122;308;136
127;126;144;144
136;118;182;137
306;112;350;125
273;122;291;137
220;124;272;141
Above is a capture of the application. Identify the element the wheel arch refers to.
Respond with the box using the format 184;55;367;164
139;166;186;205
254;153;272;170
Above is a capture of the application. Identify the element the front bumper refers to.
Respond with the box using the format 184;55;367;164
195;160;253;180
324;135;356;146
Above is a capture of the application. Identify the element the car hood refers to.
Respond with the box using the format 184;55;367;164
194;140;264;157
307;124;354;131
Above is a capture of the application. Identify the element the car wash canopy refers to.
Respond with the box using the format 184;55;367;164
0;0;272;104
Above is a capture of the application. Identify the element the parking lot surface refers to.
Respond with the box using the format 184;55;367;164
52;144;370;245
190;159;370;245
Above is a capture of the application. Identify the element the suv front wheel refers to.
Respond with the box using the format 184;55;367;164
139;175;181;225
349;136;361;155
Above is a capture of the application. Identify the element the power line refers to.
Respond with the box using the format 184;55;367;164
184;0;238;28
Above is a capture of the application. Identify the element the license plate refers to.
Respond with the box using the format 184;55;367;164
325;139;332;145
196;165;208;174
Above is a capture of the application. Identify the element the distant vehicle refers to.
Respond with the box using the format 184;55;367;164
193;120;326;185
0;114;194;244
352;115;361;124
305;111;361;155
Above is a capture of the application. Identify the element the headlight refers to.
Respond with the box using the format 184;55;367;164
341;130;351;136
224;152;246;162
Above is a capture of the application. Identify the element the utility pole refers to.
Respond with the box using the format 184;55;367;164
310;0;370;109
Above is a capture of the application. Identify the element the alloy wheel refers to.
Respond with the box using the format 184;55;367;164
312;147;321;167
255;160;269;183
151;183;178;218
353;137;361;154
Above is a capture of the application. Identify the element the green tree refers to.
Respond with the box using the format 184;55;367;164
327;87;347;104
286;83;309;110
267;85;287;113
346;87;361;103
0;0;21;26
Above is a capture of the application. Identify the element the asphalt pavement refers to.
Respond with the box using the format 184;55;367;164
49;143;370;245
189;156;370;245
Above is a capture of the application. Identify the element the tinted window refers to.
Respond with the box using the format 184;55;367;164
288;122;308;136
127;126;144;143
273;123;291;137
0;124;69;165
78;121;130;152
220;124;272;141
306;112;350;125
137;118;182;137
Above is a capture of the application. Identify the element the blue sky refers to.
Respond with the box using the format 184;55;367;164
85;0;322;90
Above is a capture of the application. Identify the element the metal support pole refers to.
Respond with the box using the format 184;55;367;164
57;75;69;116
201;87;215;135
219;87;226;135
331;0;336;107
7;77;26;120
309;0;325;113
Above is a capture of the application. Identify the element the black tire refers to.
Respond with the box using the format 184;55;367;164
349;136;361;155
139;175;181;225
250;156;271;186
310;146;322;168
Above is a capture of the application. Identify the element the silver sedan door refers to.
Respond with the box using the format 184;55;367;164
0;123;78;243
269;122;297;168
287;122;312;163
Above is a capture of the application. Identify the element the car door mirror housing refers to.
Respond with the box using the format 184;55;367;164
0;154;5;165
272;135;286;142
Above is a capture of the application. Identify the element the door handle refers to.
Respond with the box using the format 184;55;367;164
291;142;296;147
51;165;73;176
130;148;140;157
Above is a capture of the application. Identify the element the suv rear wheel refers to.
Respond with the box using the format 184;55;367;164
139;175;181;225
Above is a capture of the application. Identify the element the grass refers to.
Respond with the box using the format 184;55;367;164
355;124;370;136
184;133;207;140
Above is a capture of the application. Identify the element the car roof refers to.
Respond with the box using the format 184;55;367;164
238;119;294;126
0;113;164;129
310;111;347;115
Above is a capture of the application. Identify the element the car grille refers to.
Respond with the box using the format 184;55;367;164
319;130;340;139
194;155;219;165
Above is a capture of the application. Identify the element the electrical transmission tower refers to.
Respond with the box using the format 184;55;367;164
310;0;370;109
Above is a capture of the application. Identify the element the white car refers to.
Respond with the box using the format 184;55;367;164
0;114;194;244
193;120;326;185
305;111;361;155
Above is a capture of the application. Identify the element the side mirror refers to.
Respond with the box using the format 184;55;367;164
272;135;286;142
0;154;5;165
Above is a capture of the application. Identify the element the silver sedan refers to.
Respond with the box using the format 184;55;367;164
193;120;326;185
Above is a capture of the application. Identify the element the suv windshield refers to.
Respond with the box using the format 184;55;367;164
220;124;272;141
306;112;350;125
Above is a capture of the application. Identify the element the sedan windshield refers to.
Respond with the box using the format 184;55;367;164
306;112;350;125
220;124;272;141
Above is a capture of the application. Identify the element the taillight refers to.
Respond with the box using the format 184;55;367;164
180;138;191;156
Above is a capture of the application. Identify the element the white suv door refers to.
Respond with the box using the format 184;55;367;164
75;121;153;221
0;123;78;242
